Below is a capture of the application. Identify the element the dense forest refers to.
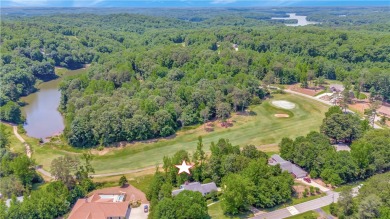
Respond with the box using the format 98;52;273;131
1;8;389;147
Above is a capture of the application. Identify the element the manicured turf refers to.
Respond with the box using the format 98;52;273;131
208;202;253;219
285;211;319;219
18;93;329;174
1;124;25;154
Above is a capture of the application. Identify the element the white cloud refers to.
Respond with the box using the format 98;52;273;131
9;0;50;6
211;0;237;4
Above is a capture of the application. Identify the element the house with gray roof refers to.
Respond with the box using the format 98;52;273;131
269;154;308;178
172;182;217;196
330;84;345;93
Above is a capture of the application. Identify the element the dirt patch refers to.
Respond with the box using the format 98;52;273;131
274;114;289;118
287;84;325;96
219;120;234;128
349;100;370;114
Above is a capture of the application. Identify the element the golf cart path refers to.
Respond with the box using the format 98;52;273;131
1;122;50;177
284;89;382;129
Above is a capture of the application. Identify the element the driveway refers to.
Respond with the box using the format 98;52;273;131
129;205;149;219
296;178;330;193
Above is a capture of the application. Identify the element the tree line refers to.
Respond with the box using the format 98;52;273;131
280;106;389;186
146;137;294;217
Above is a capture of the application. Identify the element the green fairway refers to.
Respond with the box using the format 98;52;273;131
26;93;329;174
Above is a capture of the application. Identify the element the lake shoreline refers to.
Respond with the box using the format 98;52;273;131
21;66;88;140
271;13;320;26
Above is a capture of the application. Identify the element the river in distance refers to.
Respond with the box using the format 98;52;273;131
21;68;85;139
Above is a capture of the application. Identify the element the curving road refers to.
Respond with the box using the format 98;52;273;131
253;183;362;219
253;192;339;219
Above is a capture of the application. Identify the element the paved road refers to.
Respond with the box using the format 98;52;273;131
253;192;339;219
91;165;161;178
253;184;362;219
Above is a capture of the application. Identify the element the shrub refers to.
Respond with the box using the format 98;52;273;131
119;175;128;187
203;178;212;183
303;188;309;197
309;186;315;195
206;190;218;201
330;203;338;216
97;145;104;151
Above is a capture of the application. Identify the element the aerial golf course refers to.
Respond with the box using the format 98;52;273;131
12;93;330;175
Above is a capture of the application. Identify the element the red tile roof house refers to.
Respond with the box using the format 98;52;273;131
68;185;149;219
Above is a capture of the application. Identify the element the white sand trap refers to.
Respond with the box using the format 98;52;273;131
271;100;296;109
274;114;289;118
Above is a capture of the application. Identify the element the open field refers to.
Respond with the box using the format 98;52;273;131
12;93;329;175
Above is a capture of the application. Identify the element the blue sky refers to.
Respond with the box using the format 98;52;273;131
1;0;388;7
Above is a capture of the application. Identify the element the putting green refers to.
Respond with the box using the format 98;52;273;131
28;93;329;174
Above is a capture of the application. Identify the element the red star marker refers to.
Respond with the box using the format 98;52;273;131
175;160;193;175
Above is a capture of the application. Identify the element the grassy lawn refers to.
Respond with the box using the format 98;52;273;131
285;211;319;219
94;174;154;194
208;202;253;219
322;205;331;215
14;93;329;174
1;124;25;154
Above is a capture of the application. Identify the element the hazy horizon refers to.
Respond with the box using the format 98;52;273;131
1;0;389;8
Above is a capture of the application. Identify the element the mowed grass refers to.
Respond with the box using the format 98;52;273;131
1;124;25;154
25;93;328;174
285;211;319;219
208;202;253;219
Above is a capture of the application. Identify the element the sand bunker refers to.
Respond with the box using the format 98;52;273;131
271;100;296;109
274;114;290;118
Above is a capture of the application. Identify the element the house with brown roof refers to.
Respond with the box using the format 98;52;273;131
68;185;149;219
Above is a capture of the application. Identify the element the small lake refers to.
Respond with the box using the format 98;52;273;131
271;13;320;26
21;68;85;139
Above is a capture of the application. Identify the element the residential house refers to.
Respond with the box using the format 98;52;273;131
68;185;148;219
268;154;308;178
172;182;217;196
329;84;344;93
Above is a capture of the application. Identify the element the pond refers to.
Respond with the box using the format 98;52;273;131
271;13;320;26
21;68;85;139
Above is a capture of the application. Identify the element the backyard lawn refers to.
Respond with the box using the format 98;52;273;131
14;93;329;175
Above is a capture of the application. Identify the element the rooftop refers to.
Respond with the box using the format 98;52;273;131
269;154;308;178
172;182;217;196
68;185;148;219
